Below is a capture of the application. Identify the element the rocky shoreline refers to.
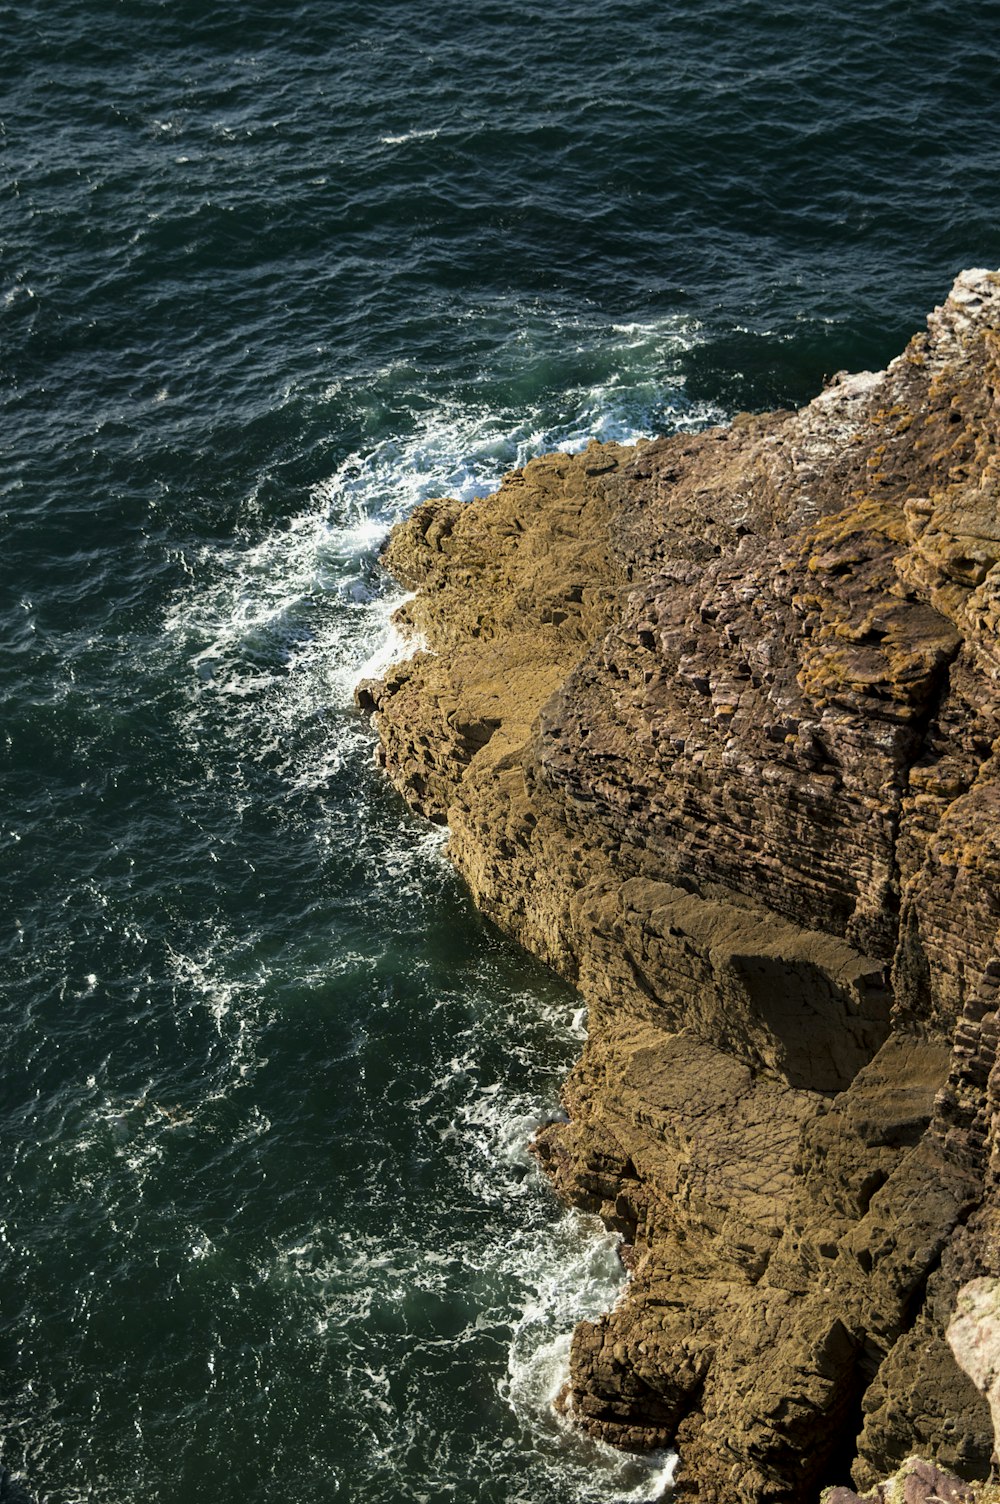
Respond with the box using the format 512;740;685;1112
358;270;1000;1501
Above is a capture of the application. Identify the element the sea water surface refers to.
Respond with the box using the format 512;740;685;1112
3;1;1000;1500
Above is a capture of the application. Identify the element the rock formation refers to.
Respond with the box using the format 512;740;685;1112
949;1278;1000;1459
357;269;1000;1500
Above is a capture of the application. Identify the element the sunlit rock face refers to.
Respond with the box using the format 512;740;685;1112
361;271;1000;1501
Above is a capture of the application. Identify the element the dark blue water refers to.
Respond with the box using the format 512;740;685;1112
3;2;999;1499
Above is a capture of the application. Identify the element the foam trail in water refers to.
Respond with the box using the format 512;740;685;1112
153;360;706;1500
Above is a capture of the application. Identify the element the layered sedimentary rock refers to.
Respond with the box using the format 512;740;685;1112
358;270;1000;1500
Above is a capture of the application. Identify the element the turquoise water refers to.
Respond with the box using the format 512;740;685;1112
2;2;999;1499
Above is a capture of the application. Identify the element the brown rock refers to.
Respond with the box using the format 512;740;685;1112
361;270;1000;1499
823;1456;978;1504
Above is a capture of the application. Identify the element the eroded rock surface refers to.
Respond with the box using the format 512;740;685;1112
823;1454;981;1504
359;270;1000;1500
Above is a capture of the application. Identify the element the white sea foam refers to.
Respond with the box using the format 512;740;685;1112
267;1085;677;1501
348;592;428;691
379;127;441;146
149;357;709;1500
504;1208;625;1406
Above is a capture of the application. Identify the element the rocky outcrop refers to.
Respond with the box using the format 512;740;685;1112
950;1273;1000;1459
358;270;1000;1499
823;1454;985;1504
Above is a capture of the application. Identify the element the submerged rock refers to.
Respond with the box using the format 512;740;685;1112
361;270;1000;1500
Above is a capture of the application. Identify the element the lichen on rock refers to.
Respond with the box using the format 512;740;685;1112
358;270;1000;1500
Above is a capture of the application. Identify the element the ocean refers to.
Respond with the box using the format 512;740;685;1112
2;2;998;1499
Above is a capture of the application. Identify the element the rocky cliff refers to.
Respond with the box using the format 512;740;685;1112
357;270;1000;1501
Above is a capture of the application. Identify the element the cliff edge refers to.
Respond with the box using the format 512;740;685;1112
358;270;1000;1500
